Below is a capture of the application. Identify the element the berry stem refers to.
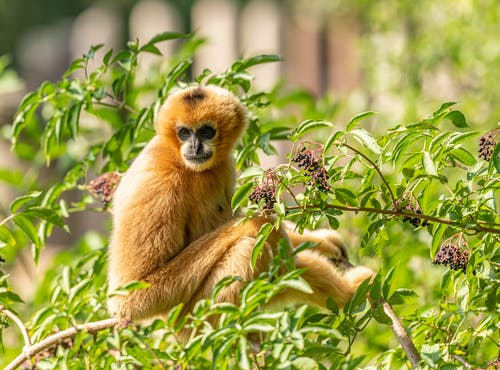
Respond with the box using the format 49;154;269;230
341;142;398;209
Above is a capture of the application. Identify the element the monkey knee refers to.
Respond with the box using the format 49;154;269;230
343;265;374;293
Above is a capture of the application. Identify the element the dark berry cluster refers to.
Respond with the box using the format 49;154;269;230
87;171;121;206
433;243;469;273
395;197;430;228
478;129;498;161
291;146;330;191
249;174;277;211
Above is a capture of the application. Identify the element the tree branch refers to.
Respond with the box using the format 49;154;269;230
382;301;421;368
5;317;120;370
0;306;31;347
286;203;500;235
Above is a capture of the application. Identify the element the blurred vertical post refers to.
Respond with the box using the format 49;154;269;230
192;0;238;75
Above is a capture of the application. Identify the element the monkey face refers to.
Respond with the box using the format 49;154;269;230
156;85;247;172
177;123;218;170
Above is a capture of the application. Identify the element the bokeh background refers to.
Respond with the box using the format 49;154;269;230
1;0;499;355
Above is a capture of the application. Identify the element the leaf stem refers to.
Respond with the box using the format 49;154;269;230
341;142;397;208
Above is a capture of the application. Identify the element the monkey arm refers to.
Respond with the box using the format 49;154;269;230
108;217;277;320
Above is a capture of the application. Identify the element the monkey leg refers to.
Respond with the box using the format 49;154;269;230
283;221;351;267
182;236;274;315
270;249;373;309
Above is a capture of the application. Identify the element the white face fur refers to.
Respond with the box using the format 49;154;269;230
176;122;218;171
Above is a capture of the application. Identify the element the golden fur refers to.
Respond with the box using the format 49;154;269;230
107;85;373;321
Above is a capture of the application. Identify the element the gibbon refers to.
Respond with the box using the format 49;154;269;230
107;85;373;322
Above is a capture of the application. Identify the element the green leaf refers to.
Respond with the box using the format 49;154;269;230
388;288;417;305
382;266;396;300
422;151;438;176
491;142;500;173
323;130;343;155
231;54;282;72
146;31;189;45
9;190;43;213
291;357;319;370
0;287;24;304
231;181;254;210
293;241;318;256
13;214;42;251
0;225;15;248
346;111;377;132
291;120;333;140
350;128;381;154
108;280;151;297
326;295;339;315
421;344;440;366
251;223;273;269
238;336;250;370
444;110;468;128
448;147;476;166
279;277;313;294
24;207;67;230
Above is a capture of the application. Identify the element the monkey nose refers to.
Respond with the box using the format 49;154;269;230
192;137;203;155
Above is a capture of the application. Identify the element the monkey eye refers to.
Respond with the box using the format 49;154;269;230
177;127;191;141
198;124;216;140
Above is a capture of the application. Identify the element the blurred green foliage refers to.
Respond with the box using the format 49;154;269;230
0;6;499;369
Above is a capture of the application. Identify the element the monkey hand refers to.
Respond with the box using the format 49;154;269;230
107;295;132;322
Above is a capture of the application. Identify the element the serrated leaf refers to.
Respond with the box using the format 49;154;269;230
350;128;381;154
346;111;377;132
445;110;468;128
231;181;254;210
422;151;438;176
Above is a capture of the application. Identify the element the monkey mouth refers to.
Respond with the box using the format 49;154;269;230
184;152;213;164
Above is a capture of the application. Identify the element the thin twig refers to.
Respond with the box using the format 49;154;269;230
285;203;500;235
5;317;120;370
341;142;397;208
382;301;421;368
0;306;31;347
452;354;474;369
